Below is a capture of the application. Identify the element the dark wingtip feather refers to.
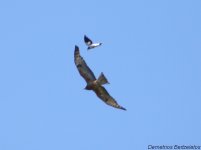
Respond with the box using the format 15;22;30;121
84;35;91;44
75;45;79;50
84;35;87;40
120;106;127;111
74;45;80;56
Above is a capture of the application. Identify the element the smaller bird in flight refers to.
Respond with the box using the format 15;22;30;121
84;35;102;50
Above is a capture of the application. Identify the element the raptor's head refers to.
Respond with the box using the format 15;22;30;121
84;85;91;90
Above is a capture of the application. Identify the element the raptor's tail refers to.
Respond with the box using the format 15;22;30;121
97;72;109;85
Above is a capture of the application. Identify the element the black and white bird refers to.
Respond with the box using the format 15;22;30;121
84;35;102;50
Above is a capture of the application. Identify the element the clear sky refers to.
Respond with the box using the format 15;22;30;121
0;0;201;149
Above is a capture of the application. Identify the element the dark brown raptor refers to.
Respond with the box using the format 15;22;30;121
74;45;126;110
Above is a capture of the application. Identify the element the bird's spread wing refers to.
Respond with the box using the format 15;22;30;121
93;85;126;110
74;45;96;83
84;35;93;46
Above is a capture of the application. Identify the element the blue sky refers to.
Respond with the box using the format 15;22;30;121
0;0;201;149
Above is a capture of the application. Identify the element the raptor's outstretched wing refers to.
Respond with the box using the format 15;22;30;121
74;45;96;83
93;85;126;110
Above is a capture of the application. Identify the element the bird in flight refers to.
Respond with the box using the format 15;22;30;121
74;45;126;110
84;35;102;50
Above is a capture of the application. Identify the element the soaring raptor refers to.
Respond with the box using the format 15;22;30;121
74;45;126;110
